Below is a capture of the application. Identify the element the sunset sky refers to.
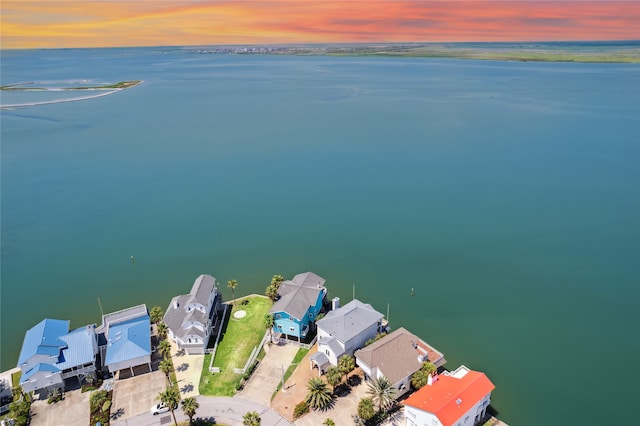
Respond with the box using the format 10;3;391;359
2;1;639;49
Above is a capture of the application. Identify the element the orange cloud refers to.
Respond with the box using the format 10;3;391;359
1;1;638;49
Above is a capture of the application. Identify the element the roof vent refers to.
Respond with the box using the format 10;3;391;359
456;398;462;405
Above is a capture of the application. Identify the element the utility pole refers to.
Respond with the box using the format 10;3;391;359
281;365;286;392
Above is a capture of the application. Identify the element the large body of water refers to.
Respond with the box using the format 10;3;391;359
1;46;638;424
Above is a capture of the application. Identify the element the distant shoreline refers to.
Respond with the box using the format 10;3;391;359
189;42;640;63
0;80;142;109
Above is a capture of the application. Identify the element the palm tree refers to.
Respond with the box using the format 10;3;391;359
159;359;174;385
323;419;336;426
158;387;180;426
306;377;333;410
181;397;199;425
265;284;279;302
150;306;164;324
158;339;172;359
243;410;261;425
263;313;275;343
228;279;238;306
157;322;168;340
337;354;355;382
357;397;376;421
271;274;284;287
366;376;397;412
325;366;342;393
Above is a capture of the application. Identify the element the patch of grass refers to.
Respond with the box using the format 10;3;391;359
11;372;20;389
199;295;272;396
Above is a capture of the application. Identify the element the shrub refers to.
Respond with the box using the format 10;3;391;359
9;399;31;426
47;388;63;404
102;400;112;412
90;390;109;412
293;400;310;418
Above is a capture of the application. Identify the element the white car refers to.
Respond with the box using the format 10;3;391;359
151;402;176;415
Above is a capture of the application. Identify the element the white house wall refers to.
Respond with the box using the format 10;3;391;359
405;407;443;426
107;355;151;374
405;393;492;426
356;357;374;378
317;329;345;366
393;376;412;397
344;322;379;355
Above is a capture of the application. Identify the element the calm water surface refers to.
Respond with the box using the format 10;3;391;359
1;47;639;425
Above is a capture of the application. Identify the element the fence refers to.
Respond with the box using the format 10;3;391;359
208;303;230;374
233;330;269;375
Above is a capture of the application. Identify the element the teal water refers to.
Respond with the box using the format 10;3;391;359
1;47;639;425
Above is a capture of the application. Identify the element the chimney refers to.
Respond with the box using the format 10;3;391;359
332;297;340;310
173;299;179;309
427;374;433;386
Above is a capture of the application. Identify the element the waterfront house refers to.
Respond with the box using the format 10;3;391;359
96;304;152;377
354;326;446;397
311;298;385;373
404;365;495;426
163;274;223;354
269;271;327;341
17;319;98;395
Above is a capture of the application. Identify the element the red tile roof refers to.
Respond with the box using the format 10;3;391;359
404;369;495;426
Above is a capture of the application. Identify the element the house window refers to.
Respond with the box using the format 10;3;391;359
325;349;330;356
188;338;192;343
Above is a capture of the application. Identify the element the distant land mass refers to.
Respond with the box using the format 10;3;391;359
187;41;640;63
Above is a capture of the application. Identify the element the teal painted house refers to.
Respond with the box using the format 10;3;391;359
269;272;327;340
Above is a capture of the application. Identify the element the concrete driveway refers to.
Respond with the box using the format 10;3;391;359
111;396;294;426
238;342;298;406
110;369;167;423
168;338;203;398
29;387;90;426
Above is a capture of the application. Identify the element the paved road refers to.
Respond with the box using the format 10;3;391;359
111;396;294;426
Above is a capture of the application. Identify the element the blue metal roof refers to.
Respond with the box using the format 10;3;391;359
105;315;151;366
21;363;60;382
17;319;69;366
57;325;96;370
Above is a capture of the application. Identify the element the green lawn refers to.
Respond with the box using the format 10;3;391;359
199;295;272;396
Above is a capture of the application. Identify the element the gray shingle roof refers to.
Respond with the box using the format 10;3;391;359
269;272;326;320
316;299;383;344
354;327;446;385
164;274;218;340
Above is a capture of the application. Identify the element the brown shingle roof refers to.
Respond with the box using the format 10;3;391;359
354;327;446;385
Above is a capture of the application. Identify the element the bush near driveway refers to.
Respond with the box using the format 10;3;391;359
199;295;272;396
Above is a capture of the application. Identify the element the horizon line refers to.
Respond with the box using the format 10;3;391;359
3;39;639;51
